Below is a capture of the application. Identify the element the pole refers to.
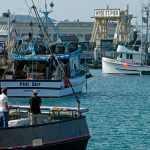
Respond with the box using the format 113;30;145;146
54;55;81;115
86;76;87;92
7;10;10;59
146;9;149;54
30;0;81;114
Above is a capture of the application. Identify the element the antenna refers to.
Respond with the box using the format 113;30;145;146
39;0;54;29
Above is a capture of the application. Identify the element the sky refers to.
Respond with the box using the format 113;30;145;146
0;0;148;23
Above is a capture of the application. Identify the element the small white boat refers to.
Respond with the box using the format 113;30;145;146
102;45;150;75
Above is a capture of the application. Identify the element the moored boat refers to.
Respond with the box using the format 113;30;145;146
102;45;150;75
102;2;150;75
0;45;87;97
0;1;91;149
0;1;88;98
0;105;90;149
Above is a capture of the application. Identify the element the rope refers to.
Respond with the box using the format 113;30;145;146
53;55;81;115
31;0;52;49
21;0;35;38
24;0;81;115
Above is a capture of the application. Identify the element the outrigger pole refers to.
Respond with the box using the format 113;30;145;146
29;0;81;115
54;56;81;115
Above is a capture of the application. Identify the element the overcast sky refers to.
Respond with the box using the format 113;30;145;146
0;0;148;23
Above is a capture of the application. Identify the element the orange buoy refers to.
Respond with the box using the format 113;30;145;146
123;63;129;68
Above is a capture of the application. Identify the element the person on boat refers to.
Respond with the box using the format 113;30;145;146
0;87;9;128
23;64;30;78
29;90;42;125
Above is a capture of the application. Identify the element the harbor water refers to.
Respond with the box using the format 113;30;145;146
10;69;150;150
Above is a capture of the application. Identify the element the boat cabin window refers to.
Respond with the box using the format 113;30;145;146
117;53;122;59
118;53;122;58
126;54;132;59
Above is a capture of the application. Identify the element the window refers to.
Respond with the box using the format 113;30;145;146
126;54;129;59
85;34;92;41
119;53;122;58
126;54;132;59
77;34;83;37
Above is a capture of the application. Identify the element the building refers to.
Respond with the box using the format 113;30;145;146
0;15;95;48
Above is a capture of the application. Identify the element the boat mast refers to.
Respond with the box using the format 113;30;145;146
40;0;54;30
31;0;53;51
40;1;61;43
142;1;150;54
146;3;149;54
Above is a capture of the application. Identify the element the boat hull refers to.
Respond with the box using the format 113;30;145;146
0;117;90;150
102;57;150;75
0;76;85;98
18;138;89;150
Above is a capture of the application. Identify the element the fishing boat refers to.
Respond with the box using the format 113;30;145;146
0;104;90;149
102;2;150;75
102;45;150;75
0;1;88;97
0;42;87;97
0;1;91;149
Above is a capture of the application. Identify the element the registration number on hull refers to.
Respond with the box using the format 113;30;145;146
20;82;41;87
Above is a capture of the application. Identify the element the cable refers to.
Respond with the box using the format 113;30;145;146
24;0;82;114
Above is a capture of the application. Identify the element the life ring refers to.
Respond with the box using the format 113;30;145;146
64;75;69;88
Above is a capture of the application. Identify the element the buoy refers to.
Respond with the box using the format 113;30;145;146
123;63;129;68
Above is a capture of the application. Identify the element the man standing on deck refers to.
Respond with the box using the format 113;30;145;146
29;90;42;125
0;87;9;128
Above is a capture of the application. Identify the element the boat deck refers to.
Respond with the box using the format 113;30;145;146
7;105;89;128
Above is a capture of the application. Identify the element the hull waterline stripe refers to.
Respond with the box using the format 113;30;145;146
116;68;140;72
0;134;90;149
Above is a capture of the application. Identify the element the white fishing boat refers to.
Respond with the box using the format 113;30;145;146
102;2;150;75
0;1;88;98
102;45;150;75
1;44;87;97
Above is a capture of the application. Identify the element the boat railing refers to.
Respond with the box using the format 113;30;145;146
70;69;81;77
8;105;89;122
